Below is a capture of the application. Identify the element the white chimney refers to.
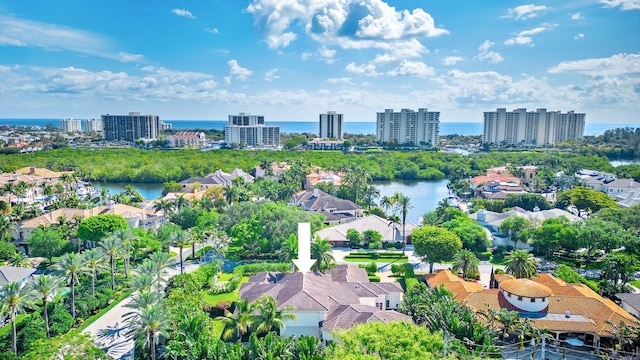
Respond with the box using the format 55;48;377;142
313;188;319;198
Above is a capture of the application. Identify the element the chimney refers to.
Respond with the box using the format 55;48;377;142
29;167;36;174
313;188;319;198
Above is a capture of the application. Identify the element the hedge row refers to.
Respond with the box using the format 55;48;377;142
233;263;292;276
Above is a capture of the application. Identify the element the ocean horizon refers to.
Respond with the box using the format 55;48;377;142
0;118;635;137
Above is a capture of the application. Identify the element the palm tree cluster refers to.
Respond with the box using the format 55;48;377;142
216;295;296;342
0;273;67;355
380;191;413;254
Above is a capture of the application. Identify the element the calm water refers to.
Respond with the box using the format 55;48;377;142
371;180;449;225
95;179;449;224
1;118;633;136
611;159;640;166
92;182;164;201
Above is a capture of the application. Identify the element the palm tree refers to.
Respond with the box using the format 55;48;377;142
252;295;296;335
126;303;168;360
148;252;175;292
393;193;412;255
504;249;537;279
131;273;155;293
111;228;136;278
2;182;16;209
0;214;14;241
55;252;86;318
8;252;31;268
153;199;174;214
100;235;124;290
311;237;335;273
451;249;480;280
125;291;163;316
0;282;36;355
216;298;254;341
27;274;65;337
171;229;191;275
83;248;108;297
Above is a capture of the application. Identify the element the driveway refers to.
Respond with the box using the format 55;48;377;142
82;244;207;359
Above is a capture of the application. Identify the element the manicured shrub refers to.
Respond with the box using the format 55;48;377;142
368;275;381;282
48;302;74;337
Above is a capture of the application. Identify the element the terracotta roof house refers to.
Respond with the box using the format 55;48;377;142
166;131;206;148
469;206;580;249
305;170;344;190
315;214;417;247
470;172;527;200
0;266;36;286
254;162;291;180
238;265;409;341
426;269;638;351
14;204;167;252
178;168;254;192
291;188;362;225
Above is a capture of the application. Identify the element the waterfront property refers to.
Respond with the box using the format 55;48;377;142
102;112;170;141
224;112;280;147
238;264;409;340
178;168;254;192
291;188;362;225
426;269;637;352
314;214;417;247
483;108;585;146
375;108;440;146
319;111;343;140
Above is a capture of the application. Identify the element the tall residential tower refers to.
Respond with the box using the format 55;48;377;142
102;112;163;141
483;108;585;146
375;108;440;146
319;111;343;139
224;113;280;147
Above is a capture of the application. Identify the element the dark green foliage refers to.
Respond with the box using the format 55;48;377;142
170;207;200;230
47;302;75;337
504;193;551;211
0;240;17;261
27;227;68;262
554;265;599;292
16;314;46;355
77;214;129;242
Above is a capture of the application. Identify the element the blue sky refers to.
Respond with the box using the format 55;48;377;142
0;0;638;123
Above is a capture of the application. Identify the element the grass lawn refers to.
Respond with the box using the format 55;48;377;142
630;280;640;289
203;276;249;306
212;319;225;340
204;291;239;305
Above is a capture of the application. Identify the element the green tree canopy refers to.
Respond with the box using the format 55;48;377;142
556;186;618;216
504;193;551;211
76;214;128;242
412;226;462;273
328;321;444;360
27;227;68;262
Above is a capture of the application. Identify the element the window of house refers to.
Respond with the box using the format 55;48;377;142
386;300;390;308
530;298;536;303
518;296;523;301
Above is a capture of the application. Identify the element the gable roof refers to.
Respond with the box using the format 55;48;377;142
315;214;417;243
0;266;36;286
293;189;360;213
321;304;411;333
469;206;580;228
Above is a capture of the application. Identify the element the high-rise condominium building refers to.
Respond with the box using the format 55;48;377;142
82;119;103;133
319;111;343;139
483;108;585;146
224;113;280;147
59;118;82;133
375;108;440;146
102;112;162;141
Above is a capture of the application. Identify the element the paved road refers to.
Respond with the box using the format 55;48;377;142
82;245;207;359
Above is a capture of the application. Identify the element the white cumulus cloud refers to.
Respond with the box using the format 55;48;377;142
172;9;196;19
228;60;252;80
574;33;585;40
475;41;504;64
502;4;549;20
345;62;379;77
245;0;448;50
204;28;219;34
548;53;640;76
571;12;583;20
387;60;434;77
117;52;143;62
442;56;463;66
600;0;640;10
